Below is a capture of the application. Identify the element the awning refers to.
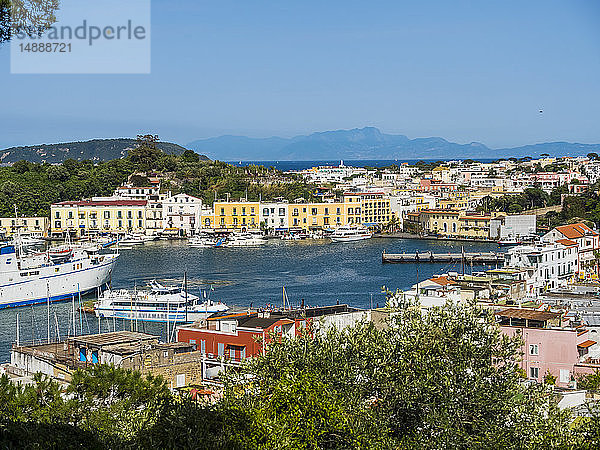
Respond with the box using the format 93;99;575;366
578;340;596;348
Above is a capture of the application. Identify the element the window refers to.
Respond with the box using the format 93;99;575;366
240;347;246;359
200;340;206;354
559;369;570;384
324;208;329;215
263;208;269;216
230;348;235;359
529;344;539;356
279;208;285;216
233;207;237;215
55;211;60;219
218;343;225;356
104;211;110;219
175;374;185;388
311;208;317;215
530;367;539;379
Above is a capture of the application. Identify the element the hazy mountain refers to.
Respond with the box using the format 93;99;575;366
187;127;600;161
0;138;208;164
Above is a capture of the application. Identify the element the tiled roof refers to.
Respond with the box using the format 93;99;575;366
430;276;455;286
578;340;596;348
556;238;578;247
496;308;561;321
54;200;148;207
555;223;598;239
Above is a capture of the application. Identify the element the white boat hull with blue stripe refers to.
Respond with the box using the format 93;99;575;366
0;244;118;309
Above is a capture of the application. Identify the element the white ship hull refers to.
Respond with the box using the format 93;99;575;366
0;251;118;308
330;234;372;242
95;307;218;323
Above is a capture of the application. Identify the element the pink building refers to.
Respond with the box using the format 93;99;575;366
497;308;591;388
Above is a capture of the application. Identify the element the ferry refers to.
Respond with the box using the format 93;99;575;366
94;281;229;322
330;226;372;242
0;241;119;309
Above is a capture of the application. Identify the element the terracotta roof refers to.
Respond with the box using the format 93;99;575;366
496;308;561;321
430;276;455;286
556;238;578;247
555;223;598;239
578;340;596;348
54;200;147;207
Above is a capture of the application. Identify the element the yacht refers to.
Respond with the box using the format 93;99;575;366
94;281;229;322
223;232;267;247
330;226;372;242
0;241;119;308
188;234;220;248
119;233;152;245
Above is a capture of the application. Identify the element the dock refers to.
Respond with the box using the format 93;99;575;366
382;250;505;264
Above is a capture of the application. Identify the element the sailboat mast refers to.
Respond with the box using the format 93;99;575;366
46;281;50;343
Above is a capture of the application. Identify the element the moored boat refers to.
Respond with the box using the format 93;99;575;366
330;226;372;242
94;280;228;322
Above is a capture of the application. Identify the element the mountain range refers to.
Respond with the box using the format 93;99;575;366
187;127;600;161
0;138;207;164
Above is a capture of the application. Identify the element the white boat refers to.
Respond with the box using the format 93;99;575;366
118;233;150;245
188;235;218;248
94;281;229;323
10;235;45;248
223;232;267;247
330;226;372;242
0;242;119;308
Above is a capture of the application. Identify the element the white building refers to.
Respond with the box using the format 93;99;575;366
162;193;203;236
504;242;578;295
542;223;600;276
489;214;536;240
260;201;290;233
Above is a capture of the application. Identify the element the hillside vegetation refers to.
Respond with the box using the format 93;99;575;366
0;135;316;217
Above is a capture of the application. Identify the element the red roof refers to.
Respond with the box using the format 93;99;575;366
556;238;578;247
555;223;598;239
578;340;596;349
53;200;148;207
430;276;455;286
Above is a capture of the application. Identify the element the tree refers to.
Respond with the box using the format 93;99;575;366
1;0;60;45
127;134;161;172
588;153;599;161
221;302;574;448
182;149;201;163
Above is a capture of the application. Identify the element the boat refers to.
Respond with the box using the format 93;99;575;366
0;241;119;308
189;234;218;248
330;226;372;242
10;234;45;248
498;238;522;246
223;231;267;247
94;280;229;322
118;233;151;245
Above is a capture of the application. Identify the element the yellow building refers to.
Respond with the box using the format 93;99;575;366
50;199;148;237
0;217;49;237
343;192;391;228
212;201;260;231
459;214;491;239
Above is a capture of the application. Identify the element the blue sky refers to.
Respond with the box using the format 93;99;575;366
1;0;599;149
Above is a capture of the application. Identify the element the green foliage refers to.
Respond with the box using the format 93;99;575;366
543;371;557;386
478;187;557;215
578;370;600;394
0;141;318;216
1;304;597;449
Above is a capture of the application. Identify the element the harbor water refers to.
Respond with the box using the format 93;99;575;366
0;238;501;361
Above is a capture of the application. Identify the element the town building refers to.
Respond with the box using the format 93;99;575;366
50;199;148;237
0;216;49;238
162;193;203;237
497;308;591;388
489;214;537;241
504;242;578;295
543;223;600;277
